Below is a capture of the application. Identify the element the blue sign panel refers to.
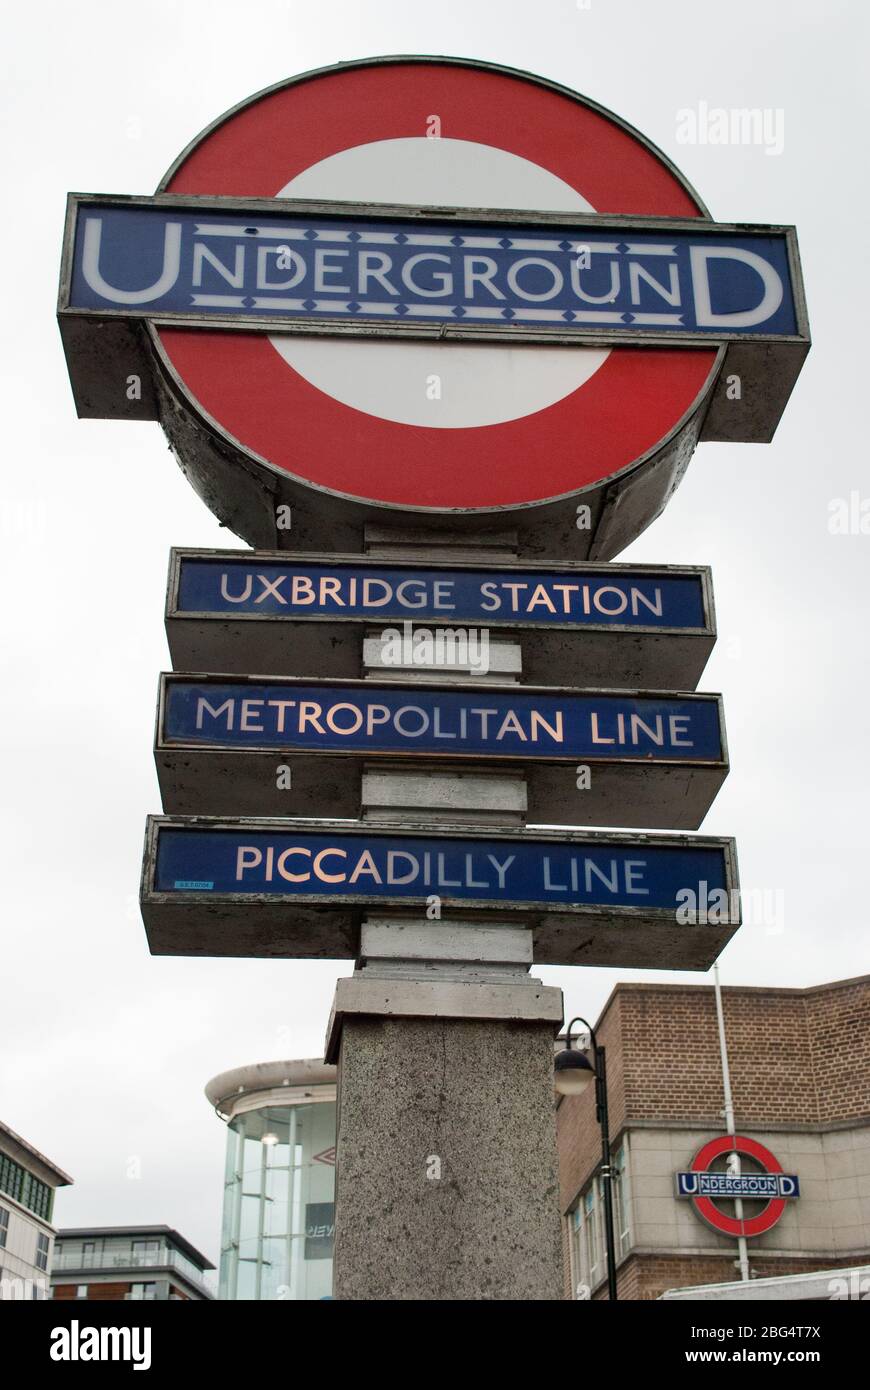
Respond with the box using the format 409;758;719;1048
69;199;799;338
676;1172;800;1199
162;680;724;763
152;824;731;909
175;555;708;629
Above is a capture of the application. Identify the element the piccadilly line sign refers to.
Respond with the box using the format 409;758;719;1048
62;194;802;344
155;825;729;901
140;818;740;967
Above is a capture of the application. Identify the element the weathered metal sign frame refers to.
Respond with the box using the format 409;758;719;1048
165;549;717;689
139;817;740;968
58;191;809;446
68;321;720;560
154;673;728;828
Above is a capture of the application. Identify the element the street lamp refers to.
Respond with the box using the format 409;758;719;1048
555;1016;618;1302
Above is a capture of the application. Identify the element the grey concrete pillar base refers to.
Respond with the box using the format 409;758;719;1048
328;967;565;1301
326;974;562;1062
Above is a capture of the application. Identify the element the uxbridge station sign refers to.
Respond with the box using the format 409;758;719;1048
58;56;808;560
166;549;716;687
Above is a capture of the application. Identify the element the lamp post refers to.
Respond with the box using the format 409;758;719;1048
555;1016;618;1302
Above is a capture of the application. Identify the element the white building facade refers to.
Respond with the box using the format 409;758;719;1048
0;1120;72;1300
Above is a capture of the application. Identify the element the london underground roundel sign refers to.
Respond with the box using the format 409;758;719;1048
676;1135;800;1238
59;57;809;555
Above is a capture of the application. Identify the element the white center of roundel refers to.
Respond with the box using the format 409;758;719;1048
268;138;610;429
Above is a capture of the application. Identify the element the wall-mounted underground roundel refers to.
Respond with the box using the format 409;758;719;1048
59;57;808;557
676;1135;800;1239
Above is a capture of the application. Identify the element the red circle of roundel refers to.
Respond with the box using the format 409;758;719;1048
690;1135;787;1239
155;58;718;511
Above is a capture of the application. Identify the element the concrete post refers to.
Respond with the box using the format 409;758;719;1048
327;917;565;1301
326;529;566;1300
330;1009;564;1300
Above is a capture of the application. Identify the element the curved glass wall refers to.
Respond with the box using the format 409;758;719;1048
219;1097;335;1300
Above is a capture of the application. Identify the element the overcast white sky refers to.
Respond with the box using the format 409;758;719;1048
1;0;866;1277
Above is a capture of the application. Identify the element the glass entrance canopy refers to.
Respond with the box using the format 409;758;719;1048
206;1060;336;1301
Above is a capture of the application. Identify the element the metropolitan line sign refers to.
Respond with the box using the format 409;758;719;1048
160;678;725;760
154;674;727;827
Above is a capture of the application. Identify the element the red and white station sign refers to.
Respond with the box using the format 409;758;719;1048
60;57;808;553
680;1135;798;1239
154;57;718;524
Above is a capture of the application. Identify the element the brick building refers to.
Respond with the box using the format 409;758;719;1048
557;974;870;1299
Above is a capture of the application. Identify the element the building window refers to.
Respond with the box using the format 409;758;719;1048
568;1142;633;1296
129;1282;158;1300
612;1142;632;1257
35;1232;50;1271
569;1183;603;1294
0;1207;8;1249
0;1154;52;1221
131;1240;160;1266
568;1208;585;1298
76;1285;88;1299
584;1183;602;1286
